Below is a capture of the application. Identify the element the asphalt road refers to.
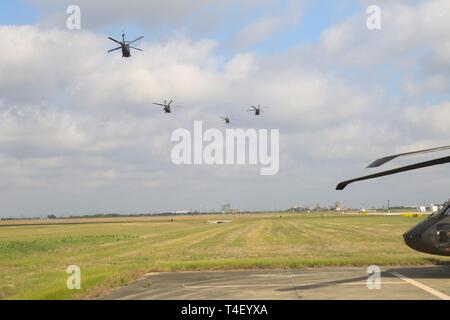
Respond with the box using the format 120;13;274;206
102;266;450;300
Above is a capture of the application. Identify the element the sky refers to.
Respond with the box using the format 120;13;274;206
1;0;450;217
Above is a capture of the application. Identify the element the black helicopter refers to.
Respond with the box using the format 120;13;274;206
221;116;231;124
248;105;267;116
153;100;183;113
108;33;144;58
337;145;450;256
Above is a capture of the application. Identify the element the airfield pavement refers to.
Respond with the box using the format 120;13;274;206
102;266;450;300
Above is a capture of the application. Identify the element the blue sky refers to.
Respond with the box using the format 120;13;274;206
1;0;363;53
249;0;362;53
0;0;37;25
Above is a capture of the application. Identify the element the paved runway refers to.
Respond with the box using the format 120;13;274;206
102;266;450;300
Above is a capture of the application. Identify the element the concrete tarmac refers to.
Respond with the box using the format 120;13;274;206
102;266;450;300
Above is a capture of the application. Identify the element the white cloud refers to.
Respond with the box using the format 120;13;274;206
405;102;450;137
0;22;377;214
2;0;450;215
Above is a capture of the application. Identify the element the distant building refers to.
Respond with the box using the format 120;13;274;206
166;210;191;215
221;204;231;214
429;204;442;213
290;206;309;212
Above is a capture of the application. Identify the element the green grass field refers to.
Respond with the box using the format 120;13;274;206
0;213;448;300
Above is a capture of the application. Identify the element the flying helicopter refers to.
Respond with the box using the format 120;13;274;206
248;105;267;116
153;100;183;113
221;116;231;124
108;33;144;58
336;145;450;256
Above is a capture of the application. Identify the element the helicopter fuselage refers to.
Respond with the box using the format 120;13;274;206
336;145;450;257
404;201;450;256
108;34;143;58
122;44;131;58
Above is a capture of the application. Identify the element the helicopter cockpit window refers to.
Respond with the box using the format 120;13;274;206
436;206;450;217
438;231;449;244
436;224;450;247
430;204;450;218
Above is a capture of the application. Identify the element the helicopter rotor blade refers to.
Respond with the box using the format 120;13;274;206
130;46;143;51
153;103;165;107
108;46;122;53
337;155;450;190
108;37;122;45
367;145;450;168
127;36;144;45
